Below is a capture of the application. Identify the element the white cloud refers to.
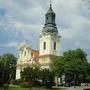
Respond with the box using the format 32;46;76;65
12;21;42;33
0;0;90;60
0;41;18;48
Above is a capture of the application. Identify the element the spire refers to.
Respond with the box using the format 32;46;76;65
45;1;55;25
42;1;58;33
46;0;54;15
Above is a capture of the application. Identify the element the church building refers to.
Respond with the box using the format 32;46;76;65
16;3;60;79
16;41;39;79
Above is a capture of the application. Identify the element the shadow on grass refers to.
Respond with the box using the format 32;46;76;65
0;86;64;90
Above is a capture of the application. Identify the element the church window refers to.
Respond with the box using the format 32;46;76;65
24;51;26;56
43;42;46;50
54;42;56;50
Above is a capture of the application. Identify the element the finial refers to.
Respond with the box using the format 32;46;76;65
50;0;52;7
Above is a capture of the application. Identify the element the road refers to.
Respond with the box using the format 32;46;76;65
65;86;90;90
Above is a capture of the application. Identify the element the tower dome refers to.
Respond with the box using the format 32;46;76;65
42;4;58;33
46;4;55;16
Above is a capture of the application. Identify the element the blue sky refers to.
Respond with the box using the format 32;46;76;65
0;0;90;61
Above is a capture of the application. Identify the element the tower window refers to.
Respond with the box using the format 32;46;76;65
47;17;48;20
54;42;56;50
43;42;46;50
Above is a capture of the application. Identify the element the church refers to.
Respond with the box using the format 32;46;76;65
16;3;60;80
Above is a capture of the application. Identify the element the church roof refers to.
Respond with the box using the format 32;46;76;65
32;50;39;63
42;24;58;33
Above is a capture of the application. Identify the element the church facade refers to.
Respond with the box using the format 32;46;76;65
16;4;60;79
16;41;39;79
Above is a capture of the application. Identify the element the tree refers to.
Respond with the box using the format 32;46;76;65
53;48;90;86
0;57;4;86
64;59;89;85
52;56;65;76
21;67;54;89
21;67;39;89
85;63;90;83
39;69;54;88
63;48;87;61
0;53;17;85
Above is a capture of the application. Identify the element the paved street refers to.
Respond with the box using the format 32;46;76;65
64;86;90;90
53;86;90;90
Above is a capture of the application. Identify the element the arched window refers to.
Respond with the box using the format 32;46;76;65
54;42;56;50
24;51;26;56
43;42;46;50
47;17;48;20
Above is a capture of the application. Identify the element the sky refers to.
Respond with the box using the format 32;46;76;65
0;0;90;61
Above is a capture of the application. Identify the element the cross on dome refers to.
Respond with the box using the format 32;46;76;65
50;0;52;7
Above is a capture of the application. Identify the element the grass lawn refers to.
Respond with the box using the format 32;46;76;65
0;86;64;90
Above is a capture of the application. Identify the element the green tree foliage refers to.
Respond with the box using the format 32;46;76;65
39;69;54;88
0;56;4;85
0;53;17;85
64;59;89;85
52;56;65;76
21;67;39;88
86;63;90;82
63;48;87;61
21;67;54;89
53;48;90;85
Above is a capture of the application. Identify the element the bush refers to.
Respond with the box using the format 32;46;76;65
20;82;30;88
13;79;21;85
34;80;42;87
45;81;52;89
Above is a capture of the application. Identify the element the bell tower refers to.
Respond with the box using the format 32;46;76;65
39;3;61;69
